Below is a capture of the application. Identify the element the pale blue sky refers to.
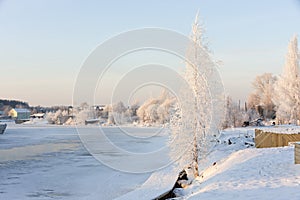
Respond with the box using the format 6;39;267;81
0;0;300;106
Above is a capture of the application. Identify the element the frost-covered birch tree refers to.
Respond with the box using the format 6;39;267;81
169;14;224;178
274;35;300;124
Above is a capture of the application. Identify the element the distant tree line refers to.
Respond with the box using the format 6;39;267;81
0;99;74;117
45;90;175;126
0;99;30;115
0;99;29;109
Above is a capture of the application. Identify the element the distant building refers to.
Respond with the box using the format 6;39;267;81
8;108;31;121
30;113;45;119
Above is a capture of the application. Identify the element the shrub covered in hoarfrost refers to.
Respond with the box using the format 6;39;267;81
137;90;175;125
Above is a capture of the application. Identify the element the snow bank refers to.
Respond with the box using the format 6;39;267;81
115;165;179;200
177;128;300;200
185;147;300;200
257;125;300;134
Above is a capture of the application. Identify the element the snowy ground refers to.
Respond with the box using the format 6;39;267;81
0;123;171;200
177;127;300;200
1;123;300;200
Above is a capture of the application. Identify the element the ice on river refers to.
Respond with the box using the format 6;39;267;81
0;124;171;200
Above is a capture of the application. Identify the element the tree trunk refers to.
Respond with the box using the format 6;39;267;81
192;132;199;177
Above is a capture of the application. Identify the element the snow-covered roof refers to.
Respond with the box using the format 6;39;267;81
14;108;30;113
30;113;45;117
257;125;300;134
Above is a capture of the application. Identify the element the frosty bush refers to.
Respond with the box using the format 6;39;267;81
75;109;94;125
137;90;175;125
222;97;249;128
104;101;140;125
46;109;69;125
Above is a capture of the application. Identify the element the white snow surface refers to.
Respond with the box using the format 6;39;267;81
1;124;300;200
115;165;178;200
178;127;300;200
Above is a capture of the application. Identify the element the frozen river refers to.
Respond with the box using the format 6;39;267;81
0;124;170;200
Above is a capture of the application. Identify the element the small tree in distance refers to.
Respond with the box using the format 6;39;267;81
248;73;277;119
222;96;246;128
